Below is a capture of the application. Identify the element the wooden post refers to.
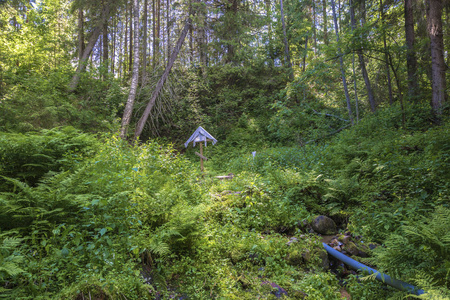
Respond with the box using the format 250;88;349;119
200;142;204;172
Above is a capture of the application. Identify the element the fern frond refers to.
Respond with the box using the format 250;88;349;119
0;261;24;276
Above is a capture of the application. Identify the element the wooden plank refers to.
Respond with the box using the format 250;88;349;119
195;151;208;161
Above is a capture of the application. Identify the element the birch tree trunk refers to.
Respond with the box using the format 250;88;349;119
120;0;140;139
331;0;354;125
134;11;195;140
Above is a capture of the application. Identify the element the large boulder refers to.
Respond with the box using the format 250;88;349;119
311;216;337;235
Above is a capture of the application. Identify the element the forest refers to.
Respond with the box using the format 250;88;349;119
0;0;449;299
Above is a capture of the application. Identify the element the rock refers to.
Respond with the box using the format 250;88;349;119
286;237;299;246
342;235;351;245
311;215;337;235
285;250;303;265
301;250;311;261
368;243;379;250
261;281;288;298
345;242;360;256
318;249;330;270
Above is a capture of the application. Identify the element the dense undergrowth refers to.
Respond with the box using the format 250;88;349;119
1;104;449;299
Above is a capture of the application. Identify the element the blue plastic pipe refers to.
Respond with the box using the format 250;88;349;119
322;243;425;296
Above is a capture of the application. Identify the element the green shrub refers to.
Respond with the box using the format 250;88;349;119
373;206;450;290
0;127;98;188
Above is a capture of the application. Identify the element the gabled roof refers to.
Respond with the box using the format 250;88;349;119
184;126;217;148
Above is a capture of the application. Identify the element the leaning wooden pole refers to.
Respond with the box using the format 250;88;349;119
120;0;140;139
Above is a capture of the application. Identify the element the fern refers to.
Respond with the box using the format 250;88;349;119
374;206;450;291
0;235;25;281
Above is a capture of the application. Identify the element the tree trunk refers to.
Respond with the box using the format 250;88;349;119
198;2;207;73
189;4;194;65
349;0;359;123
112;16;116;74
303;35;308;72
134;11;195;140
323;0;328;45
380;0;393;105
129;3;133;74
120;0;140;139
78;8;84;61
102;9;108;76
142;0;148;81
387;53;405;126
69;2;112;92
360;0;366;25
156;0;161;63
119;13;123;78
167;0;171;61
405;0;419;100
331;0;354;125
125;2;129;76
280;0;293;79
312;0;317;54
427;0;446;115
152;0;156;68
350;0;376;112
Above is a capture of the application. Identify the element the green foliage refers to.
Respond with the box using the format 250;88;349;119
290;272;341;300
0;127;98;187
205;171;311;232
373;206;450;290
0;68;124;133
0;134;204;298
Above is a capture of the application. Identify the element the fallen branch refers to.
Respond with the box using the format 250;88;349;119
311;109;349;122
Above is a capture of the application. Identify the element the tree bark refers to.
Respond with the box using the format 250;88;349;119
102;4;108;76
167;0;171;61
350;0;376;112
380;0;393;105
312;1;317;54
405;0;419;100
125;2;129;76
280;0;293;79
157;0;161;62
303;35;308;72
129;3;133;74
349;0;359;122
427;0;446;115
69;2;112;92
78;8;84;61
323;0;328;45
152;0;156;68
331;0;354;125
198;2;207;73
142;0;148;81
120;0;140;139
134;12;195;140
